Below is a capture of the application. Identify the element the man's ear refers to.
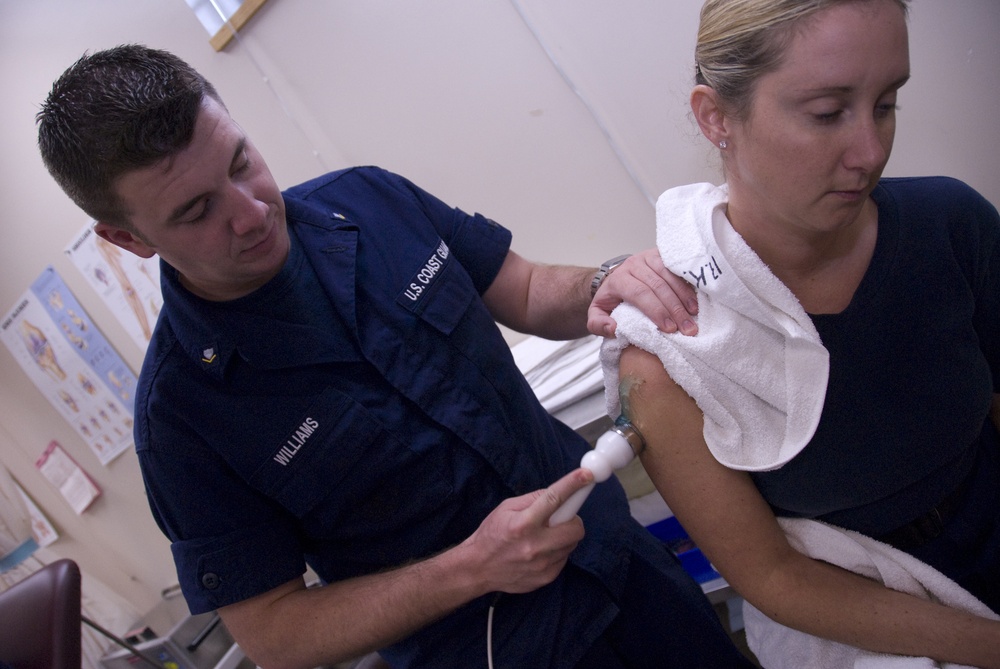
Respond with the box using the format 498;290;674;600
93;221;156;259
690;84;730;149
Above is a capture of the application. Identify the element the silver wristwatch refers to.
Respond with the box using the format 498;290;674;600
590;254;632;297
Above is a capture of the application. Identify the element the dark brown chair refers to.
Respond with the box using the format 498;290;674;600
0;559;82;669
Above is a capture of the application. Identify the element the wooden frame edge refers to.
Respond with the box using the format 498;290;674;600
209;0;269;52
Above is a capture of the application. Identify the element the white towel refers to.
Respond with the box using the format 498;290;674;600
511;335;604;413
744;518;999;669
601;182;829;470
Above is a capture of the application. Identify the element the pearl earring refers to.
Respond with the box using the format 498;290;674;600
719;140;728;149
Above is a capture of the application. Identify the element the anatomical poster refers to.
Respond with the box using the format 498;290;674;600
1;267;136;465
65;222;162;352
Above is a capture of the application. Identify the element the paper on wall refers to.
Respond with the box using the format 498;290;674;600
1;267;137;465
65;221;162;352
36;441;101;515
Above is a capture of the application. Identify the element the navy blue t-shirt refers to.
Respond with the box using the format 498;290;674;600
751;177;1000;604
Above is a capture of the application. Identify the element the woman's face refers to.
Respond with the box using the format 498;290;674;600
724;0;910;238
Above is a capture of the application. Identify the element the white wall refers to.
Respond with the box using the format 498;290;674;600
1;0;997;616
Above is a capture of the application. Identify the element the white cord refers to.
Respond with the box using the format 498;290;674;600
486;601;497;669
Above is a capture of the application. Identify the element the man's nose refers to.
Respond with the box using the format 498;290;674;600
227;186;267;235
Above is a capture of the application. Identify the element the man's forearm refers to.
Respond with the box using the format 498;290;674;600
519;264;595;340
220;471;591;669
483;251;594;340
222;545;491;669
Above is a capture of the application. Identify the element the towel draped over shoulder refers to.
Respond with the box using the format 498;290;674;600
601;182;829;471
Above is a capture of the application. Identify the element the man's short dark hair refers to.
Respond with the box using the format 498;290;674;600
37;44;222;228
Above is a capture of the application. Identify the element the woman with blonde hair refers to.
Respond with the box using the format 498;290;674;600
605;0;1000;665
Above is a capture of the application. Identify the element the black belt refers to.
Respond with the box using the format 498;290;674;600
876;473;972;551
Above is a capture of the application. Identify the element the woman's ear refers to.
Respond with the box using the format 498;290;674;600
93;221;157;259
690;84;730;149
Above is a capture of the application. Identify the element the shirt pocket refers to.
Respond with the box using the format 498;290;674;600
248;385;455;540
395;240;476;336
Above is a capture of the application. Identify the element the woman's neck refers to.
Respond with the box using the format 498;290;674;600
728;198;879;314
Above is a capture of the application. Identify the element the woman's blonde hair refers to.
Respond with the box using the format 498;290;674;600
695;0;909;121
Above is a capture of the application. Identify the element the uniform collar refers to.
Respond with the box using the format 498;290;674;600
159;215;363;381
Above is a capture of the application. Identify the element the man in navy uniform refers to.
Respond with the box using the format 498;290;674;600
37;45;752;669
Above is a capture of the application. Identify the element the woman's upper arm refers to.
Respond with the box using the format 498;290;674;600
617;345;1000;665
617;344;795;601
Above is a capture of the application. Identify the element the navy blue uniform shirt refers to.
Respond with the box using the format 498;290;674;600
133;167;740;668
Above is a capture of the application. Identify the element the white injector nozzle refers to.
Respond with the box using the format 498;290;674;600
549;416;646;526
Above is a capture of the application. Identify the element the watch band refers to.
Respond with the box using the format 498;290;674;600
590;254;632;297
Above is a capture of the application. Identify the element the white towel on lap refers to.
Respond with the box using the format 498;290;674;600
744;518;999;669
601;182;829;471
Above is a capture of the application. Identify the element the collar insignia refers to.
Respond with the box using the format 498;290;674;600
201;347;217;364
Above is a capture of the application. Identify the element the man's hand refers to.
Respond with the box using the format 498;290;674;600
217;468;597;669
457;468;594;594
587;248;698;338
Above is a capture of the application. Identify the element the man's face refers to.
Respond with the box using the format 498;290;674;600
96;97;289;302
